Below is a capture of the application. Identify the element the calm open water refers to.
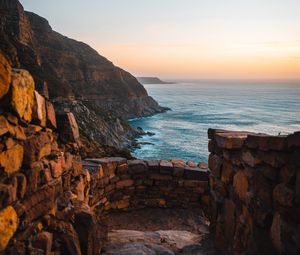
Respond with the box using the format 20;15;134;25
129;81;300;162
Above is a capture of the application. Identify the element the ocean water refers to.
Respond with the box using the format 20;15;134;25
129;81;300;162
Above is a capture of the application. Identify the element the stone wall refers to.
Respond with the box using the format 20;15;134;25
83;158;210;211
0;52;210;254
208;128;300;254
0;53;105;255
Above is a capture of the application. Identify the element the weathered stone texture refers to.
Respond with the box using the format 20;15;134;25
10;69;35;122
208;128;300;254
0;53;11;99
0;206;18;252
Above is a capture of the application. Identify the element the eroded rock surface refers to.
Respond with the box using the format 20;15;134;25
0;0;167;156
102;208;214;255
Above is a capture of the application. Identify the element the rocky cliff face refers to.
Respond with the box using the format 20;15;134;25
0;0;166;156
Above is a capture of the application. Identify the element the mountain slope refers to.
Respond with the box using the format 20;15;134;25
0;0;167;156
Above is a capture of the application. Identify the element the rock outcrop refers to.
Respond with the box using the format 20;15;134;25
0;0;167;156
0;55;105;254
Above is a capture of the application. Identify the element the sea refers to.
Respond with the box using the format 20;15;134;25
129;80;300;163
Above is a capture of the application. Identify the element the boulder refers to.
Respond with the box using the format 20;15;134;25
0;53;11;99
10;69;35;122
0;206;18;252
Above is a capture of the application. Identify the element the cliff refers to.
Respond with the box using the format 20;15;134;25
0;0;167;156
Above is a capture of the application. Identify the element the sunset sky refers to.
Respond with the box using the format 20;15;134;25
20;0;300;80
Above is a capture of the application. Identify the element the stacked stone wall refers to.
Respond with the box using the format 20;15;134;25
208;128;300;254
83;158;210;211
0;52;210;254
0;53;105;255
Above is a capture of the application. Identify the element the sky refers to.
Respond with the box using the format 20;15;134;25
20;0;300;80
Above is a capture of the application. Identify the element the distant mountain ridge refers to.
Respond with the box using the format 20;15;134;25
0;0;168;156
137;77;175;84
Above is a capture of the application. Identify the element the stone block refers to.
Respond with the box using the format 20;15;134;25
233;170;249;201
223;150;242;166
0;206;18;252
221;161;234;184
261;151;287;168
215;132;250;149
159;160;173;174
24;132;52;165
208;153;222;178
26;162;44;195
224;199;236;242
183;180;204;188
150;174;172;181
0;144;23;175
116;163;128;174
258;164;278;181
45;100;57;129
287;132;300;149
270;213;283;253
187;161;197;167
252;172;274;207
14;173;27;199
0;116;9;136
128;159;147;174
207;128;229;139
32;90;46;127
242;150;261;167
208;140;214;152
7;123;26;140
32;232;53;255
23;185;55;225
0;53;11;99
74;176;85;201
198;162;208;169
50;158;63;178
184;167;209;181
146;160;160;172
57;112;80;143
116;179;134;189
273;183;294;207
0;183;16;208
10;69;35;122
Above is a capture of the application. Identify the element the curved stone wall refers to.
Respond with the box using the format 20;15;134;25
83;158;210;211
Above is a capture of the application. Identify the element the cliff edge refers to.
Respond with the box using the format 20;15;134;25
0;0;167;156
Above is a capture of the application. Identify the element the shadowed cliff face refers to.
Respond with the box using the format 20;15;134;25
0;0;166;155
